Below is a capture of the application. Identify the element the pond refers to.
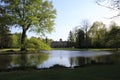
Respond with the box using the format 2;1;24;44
0;50;120;70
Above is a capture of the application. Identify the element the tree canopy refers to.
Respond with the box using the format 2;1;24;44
68;21;120;49
0;0;56;51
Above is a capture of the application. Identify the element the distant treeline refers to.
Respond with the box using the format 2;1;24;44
68;21;120;49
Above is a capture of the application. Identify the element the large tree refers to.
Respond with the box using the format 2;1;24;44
106;22;120;50
89;21;106;47
0;0;56;51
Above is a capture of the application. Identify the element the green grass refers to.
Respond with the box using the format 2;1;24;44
0;64;120;80
0;48;20;52
0;48;43;54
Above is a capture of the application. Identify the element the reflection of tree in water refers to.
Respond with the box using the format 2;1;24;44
37;53;49;65
70;57;81;68
69;52;120;68
21;53;49;68
10;55;21;67
0;55;12;70
20;54;27;68
70;57;91;68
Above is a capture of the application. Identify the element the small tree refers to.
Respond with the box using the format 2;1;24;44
0;0;56;51
75;29;85;48
68;31;75;47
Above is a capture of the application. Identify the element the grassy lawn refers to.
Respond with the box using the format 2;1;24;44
0;48;20;52
0;48;40;54
0;64;120;80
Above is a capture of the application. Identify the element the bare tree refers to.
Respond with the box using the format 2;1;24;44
96;0;120;18
81;20;90;34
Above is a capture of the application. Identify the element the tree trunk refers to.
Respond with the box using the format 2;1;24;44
21;29;27;51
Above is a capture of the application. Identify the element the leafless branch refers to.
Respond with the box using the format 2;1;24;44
96;1;119;11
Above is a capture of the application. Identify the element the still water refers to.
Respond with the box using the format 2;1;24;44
0;50;120;70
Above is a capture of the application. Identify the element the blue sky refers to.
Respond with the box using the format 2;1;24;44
11;0;117;41
46;0;113;41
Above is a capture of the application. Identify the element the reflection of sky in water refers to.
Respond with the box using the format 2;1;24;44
37;57;70;68
0;50;114;70
38;50;112;68
41;50;112;57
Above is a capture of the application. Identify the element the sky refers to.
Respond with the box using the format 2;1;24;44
11;0;119;41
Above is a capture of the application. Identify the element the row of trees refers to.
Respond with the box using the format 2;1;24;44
68;0;120;49
68;21;120;49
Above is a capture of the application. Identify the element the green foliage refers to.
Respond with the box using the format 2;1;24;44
42;37;53;46
0;25;12;48
27;37;51;50
0;0;56;51
89;21;106;47
75;29;85;48
106;23;120;48
69;21;119;49
68;31;75;47
68;31;74;42
11;33;21;48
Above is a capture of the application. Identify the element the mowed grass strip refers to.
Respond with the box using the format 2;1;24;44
0;64;120;80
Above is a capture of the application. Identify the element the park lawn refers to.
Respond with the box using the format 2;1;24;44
0;48;39;54
0;63;120;80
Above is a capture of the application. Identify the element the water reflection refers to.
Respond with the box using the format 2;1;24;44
0;50;120;70
38;50;120;68
0;55;12;69
0;53;49;70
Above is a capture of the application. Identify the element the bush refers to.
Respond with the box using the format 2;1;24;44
27;37;51;50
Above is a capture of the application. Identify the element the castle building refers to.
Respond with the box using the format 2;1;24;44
50;39;68;48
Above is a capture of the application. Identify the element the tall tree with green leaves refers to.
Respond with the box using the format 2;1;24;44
106;22;120;50
89;21;106;47
0;0;56;51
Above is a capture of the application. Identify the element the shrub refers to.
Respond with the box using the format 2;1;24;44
27;37;51;50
